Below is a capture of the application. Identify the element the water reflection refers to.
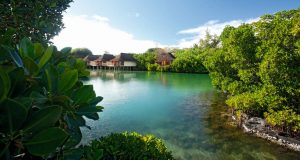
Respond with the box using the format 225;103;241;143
83;71;300;160
90;70;137;82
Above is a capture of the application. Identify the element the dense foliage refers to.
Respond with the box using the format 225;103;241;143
134;47;208;73
0;38;103;159
204;8;300;134
71;48;93;58
133;48;158;71
83;132;175;160
171;48;207;73
0;0;72;45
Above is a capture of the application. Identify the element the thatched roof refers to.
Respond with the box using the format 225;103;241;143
111;53;136;62
100;54;115;61
86;55;101;61
156;52;175;63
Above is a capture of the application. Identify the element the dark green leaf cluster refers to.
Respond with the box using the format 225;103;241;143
204;8;300;133
0;0;73;45
0;38;103;159
82;132;175;160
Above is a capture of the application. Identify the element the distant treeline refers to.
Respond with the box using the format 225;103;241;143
133;47;210;73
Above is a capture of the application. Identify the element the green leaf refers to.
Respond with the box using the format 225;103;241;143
72;85;95;104
51;95;71;109
77;106;103;116
64;127;82;148
33;43;45;58
65;114;86;127
0;68;10;102
19;37;34;58
0;99;27;134
94;149;103;160
0;45;11;63
83;112;100;120
5;46;24;68
45;65;58;94
38;46;53;68
89;96;104;106
25;127;68;156
23;106;62;133
30;91;48;106
8;68;26;97
23;57;39;75
62;148;84;160
50;2;57;8
58;70;78;93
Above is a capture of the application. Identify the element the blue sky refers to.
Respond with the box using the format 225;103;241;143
53;0;300;54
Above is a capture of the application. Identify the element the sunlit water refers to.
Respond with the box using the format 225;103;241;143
82;71;300;160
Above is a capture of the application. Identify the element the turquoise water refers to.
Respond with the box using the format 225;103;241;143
82;71;300;160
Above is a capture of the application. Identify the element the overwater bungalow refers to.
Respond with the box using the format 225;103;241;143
156;52;175;66
100;53;115;67
86;55;101;69
85;53;137;70
110;53;137;68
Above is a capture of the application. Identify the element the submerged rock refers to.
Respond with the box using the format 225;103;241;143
233;115;300;152
244;117;266;131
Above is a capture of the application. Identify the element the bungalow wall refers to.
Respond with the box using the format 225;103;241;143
88;61;99;66
106;61;114;67
124;61;136;67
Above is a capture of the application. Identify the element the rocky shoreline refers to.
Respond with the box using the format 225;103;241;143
232;114;300;152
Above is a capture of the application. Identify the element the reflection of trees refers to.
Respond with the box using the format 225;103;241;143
155;72;213;91
89;71;213;92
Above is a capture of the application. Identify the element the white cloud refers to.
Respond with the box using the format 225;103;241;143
52;15;260;54
176;17;260;48
92;15;109;22
52;15;161;54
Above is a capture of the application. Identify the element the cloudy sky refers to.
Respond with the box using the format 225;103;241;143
52;0;300;54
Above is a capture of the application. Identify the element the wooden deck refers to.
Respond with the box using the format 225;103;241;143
87;65;135;71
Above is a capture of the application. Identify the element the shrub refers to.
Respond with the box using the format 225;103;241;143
83;132;175;160
0;38;103;159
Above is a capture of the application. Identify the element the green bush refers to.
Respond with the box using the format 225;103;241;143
83;132;175;160
0;38;103;159
203;8;300;133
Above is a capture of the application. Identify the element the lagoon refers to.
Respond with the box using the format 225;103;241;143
82;71;300;160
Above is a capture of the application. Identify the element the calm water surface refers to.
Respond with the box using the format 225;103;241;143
82;71;300;160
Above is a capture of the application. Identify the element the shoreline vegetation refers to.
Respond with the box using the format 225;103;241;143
84;7;300;151
206;8;300;152
0;0;299;159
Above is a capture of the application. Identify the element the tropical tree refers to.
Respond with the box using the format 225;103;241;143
0;0;73;45
171;48;207;73
71;48;93;58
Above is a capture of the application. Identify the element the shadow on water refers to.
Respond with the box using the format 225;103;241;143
83;71;300;160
